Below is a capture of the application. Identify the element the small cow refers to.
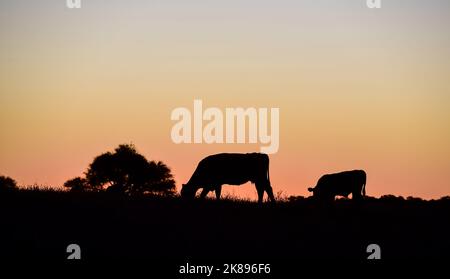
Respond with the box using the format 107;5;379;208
181;153;275;203
308;170;366;201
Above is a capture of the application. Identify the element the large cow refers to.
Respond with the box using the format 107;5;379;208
181;153;275;203
308;170;366;201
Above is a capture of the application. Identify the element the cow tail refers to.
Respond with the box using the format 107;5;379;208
362;172;367;196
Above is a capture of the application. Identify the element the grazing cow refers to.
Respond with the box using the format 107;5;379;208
308;170;366;201
181;153;275;203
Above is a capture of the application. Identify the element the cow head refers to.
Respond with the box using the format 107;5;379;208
308;185;334;201
180;183;197;199
308;187;318;198
308;186;323;198
308;187;319;199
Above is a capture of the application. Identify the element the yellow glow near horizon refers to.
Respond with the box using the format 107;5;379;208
1;1;449;199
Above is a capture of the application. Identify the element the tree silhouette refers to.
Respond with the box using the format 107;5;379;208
0;175;18;192
84;144;176;196
64;177;90;192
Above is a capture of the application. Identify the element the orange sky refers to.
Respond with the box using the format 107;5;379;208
1;1;449;199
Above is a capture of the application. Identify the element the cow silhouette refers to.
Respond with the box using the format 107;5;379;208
181;153;275;203
308;170;366;201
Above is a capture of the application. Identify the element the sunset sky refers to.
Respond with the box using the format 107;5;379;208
1;0;449;199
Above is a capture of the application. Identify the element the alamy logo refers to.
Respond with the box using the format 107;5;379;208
366;0;381;9
66;0;81;9
367;244;381;259
171;100;280;154
66;244;81;259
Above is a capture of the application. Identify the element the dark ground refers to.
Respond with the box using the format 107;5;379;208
1;190;449;261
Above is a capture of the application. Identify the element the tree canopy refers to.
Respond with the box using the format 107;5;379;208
0;175;18;192
65;144;176;196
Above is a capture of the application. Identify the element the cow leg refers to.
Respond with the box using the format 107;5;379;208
256;184;265;203
256;182;275;203
257;189;264;203
265;185;276;203
214;185;222;200
199;188;210;199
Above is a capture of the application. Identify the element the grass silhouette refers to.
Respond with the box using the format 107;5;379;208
0;187;449;260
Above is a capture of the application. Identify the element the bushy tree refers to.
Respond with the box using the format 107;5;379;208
84;144;176;196
0;175;18;192
64;177;90;192
140;161;176;195
406;196;424;202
